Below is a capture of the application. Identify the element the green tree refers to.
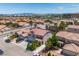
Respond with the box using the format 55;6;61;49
26;43;31;50
45;33;60;50
51;33;60;48
45;37;52;49
11;23;19;28
44;20;52;23
45;15;52;20
58;21;67;31
5;22;19;28
5;22;12;26
26;40;40;51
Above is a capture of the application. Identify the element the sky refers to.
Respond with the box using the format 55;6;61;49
0;3;79;14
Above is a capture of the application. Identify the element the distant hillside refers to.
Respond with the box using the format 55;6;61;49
0;13;79;18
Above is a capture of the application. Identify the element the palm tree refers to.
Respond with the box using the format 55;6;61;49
29;20;33;27
45;24;49;30
29;16;34;29
34;23;37;28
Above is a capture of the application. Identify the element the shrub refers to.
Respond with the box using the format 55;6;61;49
26;40;40;51
5;22;19;28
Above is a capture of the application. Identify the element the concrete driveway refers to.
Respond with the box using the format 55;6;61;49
0;35;32;56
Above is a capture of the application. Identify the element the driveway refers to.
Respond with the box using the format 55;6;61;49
0;35;32;56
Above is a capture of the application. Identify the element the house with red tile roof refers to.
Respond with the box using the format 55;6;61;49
56;25;79;46
17;28;30;37
0;25;6;30
31;28;51;39
66;25;79;33
0;25;11;34
17;28;52;42
56;31;79;46
62;43;79;56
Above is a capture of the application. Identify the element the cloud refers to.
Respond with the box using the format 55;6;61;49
52;6;64;11
52;6;79;13
56;7;64;10
51;7;64;14
72;4;79;7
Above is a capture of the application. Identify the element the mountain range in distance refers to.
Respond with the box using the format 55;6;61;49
0;13;79;17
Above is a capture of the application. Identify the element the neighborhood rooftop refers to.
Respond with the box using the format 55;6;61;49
17;28;30;37
17;28;50;37
56;31;79;42
31;28;50;36
62;43;79;56
68;25;79;29
0;25;6;30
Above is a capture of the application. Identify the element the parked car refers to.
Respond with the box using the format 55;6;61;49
5;39;11;43
0;49;4;55
16;36;24;43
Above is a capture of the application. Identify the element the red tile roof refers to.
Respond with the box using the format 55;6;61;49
31;28;49;36
17;28;50;37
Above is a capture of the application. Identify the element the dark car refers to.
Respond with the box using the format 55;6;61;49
16;37;24;43
5;39;11;43
0;49;4;55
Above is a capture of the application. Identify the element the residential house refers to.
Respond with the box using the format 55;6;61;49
66;25;79;33
17;28;30;37
62;43;79;56
56;31;79;46
56;25;79;46
31;28;52;41
17;28;52;43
